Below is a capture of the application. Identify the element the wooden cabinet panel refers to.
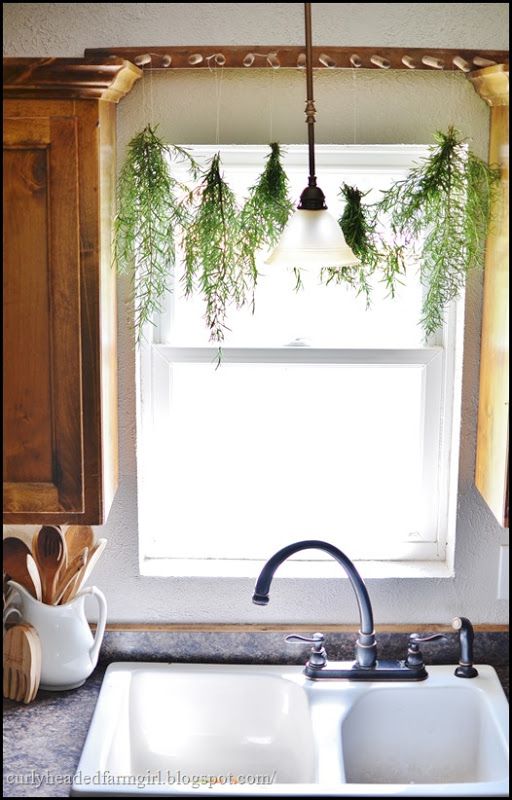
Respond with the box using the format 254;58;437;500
4;148;53;483
3;114;84;515
470;65;509;528
3;58;141;524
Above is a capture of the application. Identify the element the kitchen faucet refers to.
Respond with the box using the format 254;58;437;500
253;539;448;681
253;539;378;669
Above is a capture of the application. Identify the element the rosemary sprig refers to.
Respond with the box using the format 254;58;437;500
336;183;380;307
184;152;248;344
113;125;197;338
377;126;500;335
240;143;294;298
339;184;379;265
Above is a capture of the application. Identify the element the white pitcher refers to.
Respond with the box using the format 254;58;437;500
7;581;107;691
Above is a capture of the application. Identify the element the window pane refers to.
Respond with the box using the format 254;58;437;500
147;362;427;560
164;146;427;349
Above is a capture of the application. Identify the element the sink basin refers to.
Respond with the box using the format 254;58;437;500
342;684;509;785
72;663;509;797
129;668;315;782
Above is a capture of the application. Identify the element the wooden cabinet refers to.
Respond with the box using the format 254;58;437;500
470;65;509;527
3;58;141;523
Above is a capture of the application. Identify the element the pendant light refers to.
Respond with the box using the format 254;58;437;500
266;3;359;269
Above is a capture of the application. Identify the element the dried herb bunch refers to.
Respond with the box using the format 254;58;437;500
240;143;294;295
378;126;500;335
323;184;405;308
339;184;379;265
184;152;251;344
334;183;380;306
114;125;197;336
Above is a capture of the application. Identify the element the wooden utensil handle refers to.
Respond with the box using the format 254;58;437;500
53;548;88;605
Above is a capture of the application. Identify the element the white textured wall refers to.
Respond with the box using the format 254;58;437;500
3;3;510;53
3;4;509;624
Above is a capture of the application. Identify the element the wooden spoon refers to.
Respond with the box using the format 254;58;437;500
74;538;107;595
54;547;89;605
33;526;67;604
3;538;39;599
64;526;95;563
26;554;42;602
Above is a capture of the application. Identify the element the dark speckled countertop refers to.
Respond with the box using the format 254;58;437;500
3;631;509;798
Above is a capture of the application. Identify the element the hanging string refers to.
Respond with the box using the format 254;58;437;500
268;67;275;143
352;69;358;145
209;60;225;146
449;68;460;130
149;63;155;129
141;68;147;129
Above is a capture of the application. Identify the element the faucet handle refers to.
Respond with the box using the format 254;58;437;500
409;633;448;644
285;632;327;668
406;633;447;669
285;632;325;646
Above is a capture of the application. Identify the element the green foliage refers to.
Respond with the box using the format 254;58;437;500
327;183;406;308
184;152;250;344
339;184;379;266
377;126;500;336
293;267;304;291
379;243;407;300
336;184;380;307
113;125;197;337
113;127;500;347
240;143;294;295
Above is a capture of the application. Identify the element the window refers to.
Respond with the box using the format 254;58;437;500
138;145;463;576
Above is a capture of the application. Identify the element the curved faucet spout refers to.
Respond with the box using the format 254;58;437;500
253;539;377;668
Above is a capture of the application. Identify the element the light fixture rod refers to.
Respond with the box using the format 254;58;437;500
304;2;317;186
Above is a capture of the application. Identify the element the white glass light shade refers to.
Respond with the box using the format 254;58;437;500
266;208;360;269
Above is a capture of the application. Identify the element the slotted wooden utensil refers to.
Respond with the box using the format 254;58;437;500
33;525;67;604
3;623;42;703
3;537;39;599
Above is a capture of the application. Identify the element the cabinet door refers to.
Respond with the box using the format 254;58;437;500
3;114;84;514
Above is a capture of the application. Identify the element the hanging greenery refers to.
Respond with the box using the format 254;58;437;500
331;184;380;307
239;143;294;299
113;124;197;337
339;184;379;267
323;183;406;308
184;152;252;345
113;125;500;346
377;126;500;335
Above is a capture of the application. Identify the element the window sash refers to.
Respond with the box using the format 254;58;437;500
153;346;442;365
139;344;447;562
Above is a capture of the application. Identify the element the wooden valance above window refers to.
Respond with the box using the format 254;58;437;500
84;45;508;73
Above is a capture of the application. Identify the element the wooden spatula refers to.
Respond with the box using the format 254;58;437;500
3;623;41;704
53;547;89;605
64;526;95;563
73;538;107;595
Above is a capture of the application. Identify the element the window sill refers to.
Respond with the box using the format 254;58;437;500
140;557;454;580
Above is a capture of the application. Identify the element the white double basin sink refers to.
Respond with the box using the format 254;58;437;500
72;662;509;797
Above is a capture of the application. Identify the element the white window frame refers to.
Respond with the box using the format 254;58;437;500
136;145;464;579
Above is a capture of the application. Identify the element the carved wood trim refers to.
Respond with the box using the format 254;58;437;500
469;63;509;107
3;57;142;102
